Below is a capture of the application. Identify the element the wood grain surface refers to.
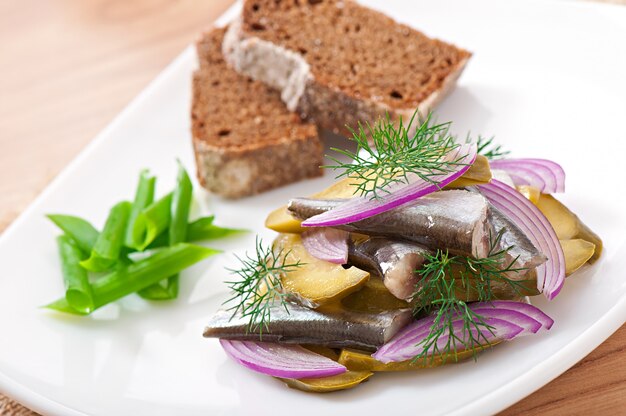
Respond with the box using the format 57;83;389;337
0;1;624;415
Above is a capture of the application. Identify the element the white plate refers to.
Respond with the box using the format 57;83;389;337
1;0;626;415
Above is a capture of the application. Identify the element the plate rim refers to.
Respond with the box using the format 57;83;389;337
456;297;626;415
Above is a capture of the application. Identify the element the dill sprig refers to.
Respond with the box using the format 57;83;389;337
325;112;467;200
223;236;302;335
411;229;527;364
476;135;509;160
412;250;495;363
457;231;529;301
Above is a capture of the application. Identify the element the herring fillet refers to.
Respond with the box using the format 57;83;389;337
289;190;493;258
203;303;413;351
490;206;548;272
348;238;431;301
289;190;547;276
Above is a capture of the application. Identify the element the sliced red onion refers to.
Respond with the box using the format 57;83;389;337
373;317;522;364
377;303;546;356
489;158;565;193
487;300;554;329
372;301;552;363
478;180;565;300
301;228;349;264
302;142;477;227
469;307;541;334
383;317;521;359
394;318;523;361
432;317;522;347
220;339;346;378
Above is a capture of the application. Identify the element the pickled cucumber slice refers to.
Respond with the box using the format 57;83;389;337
273;233;369;307
536;194;579;239
577;222;603;263
447;155;492;188
338;345;498;372
561;239;595;276
265;177;359;233
341;278;410;313
446;262;539;300
265;207;304;234
517;185;541;204
302;345;340;360
536;194;602;261
278;370;373;393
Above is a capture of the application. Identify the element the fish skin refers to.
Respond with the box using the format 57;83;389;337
289;190;493;258
289;189;547;276
490;206;548;273
203;303;413;351
348;238;431;301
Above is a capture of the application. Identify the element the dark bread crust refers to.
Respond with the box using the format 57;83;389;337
191;28;323;198
298;55;467;136
232;0;470;134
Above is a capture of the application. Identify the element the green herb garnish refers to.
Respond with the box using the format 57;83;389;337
46;244;219;315
224;236;303;335
412;230;527;363
56;234;94;314
125;169;156;248
139;161;192;300
147;216;246;249
325;112;466;200
46;214;99;256
130;192;173;251
476;136;509;160
46;165;245;315
186;216;247;241
80;201;132;272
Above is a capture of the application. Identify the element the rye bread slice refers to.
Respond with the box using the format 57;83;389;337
192;27;323;198
223;0;471;135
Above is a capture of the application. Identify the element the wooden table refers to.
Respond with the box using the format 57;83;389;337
0;1;624;415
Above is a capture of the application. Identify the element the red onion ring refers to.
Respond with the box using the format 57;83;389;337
220;339;346;378
489;158;565;193
372;301;552;363
301;228;349;264
478;180;565;299
487;300;554;329
302;143;477;227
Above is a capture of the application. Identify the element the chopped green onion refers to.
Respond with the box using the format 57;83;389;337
45;243;219;314
57;235;94;314
141;163;193;300
125;170;156;249
47;215;99;255
45;164;240;316
170;162;193;245
131;192;172;251
45;299;80;315
148;216;247;248
187;217;247;241
80;201;131;272
135;280;174;300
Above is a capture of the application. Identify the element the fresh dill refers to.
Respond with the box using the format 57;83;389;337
476;135;509;160
411;229;527;364
324;112;468;201
223;236;302;335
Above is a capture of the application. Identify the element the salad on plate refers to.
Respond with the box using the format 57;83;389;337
203;113;602;393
